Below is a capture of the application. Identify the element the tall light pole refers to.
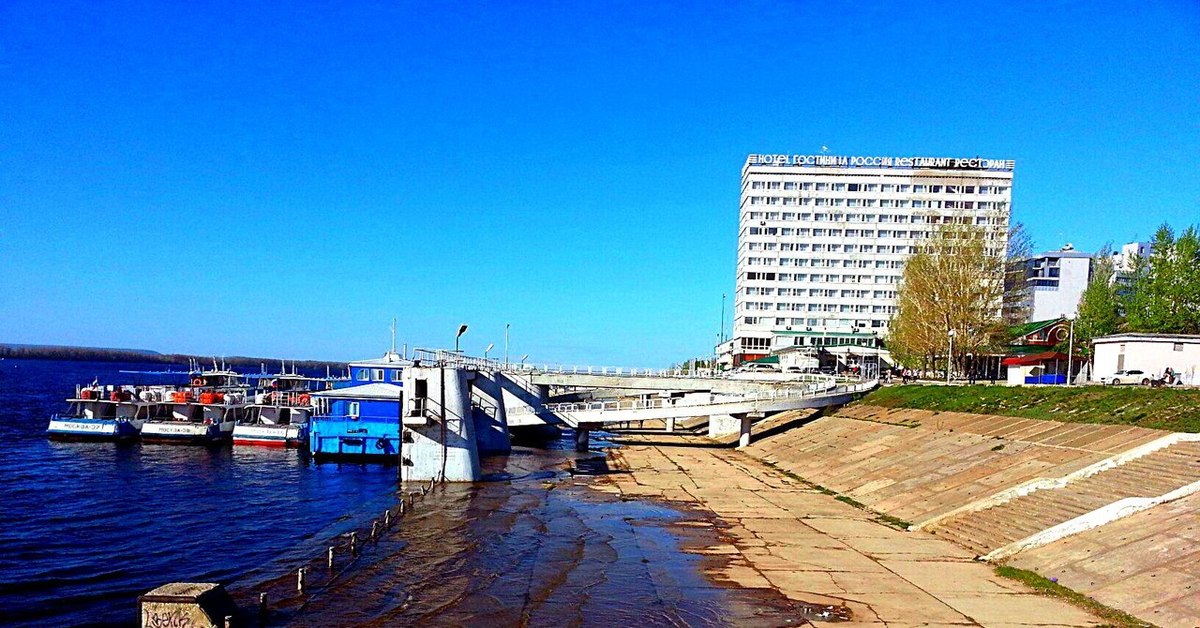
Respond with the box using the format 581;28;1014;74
455;324;468;353
947;329;957;384
720;293;726;343
504;323;510;366
484;343;494;361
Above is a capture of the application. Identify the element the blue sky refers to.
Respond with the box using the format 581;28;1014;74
2;1;1198;365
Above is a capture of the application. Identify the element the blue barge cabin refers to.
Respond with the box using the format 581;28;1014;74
335;351;409;389
309;383;403;462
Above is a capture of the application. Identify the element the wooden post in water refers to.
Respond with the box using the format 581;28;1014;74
296;567;306;593
327;546;335;569
350;532;358;555
384;510;391;527
400;501;406;515
371;521;379;540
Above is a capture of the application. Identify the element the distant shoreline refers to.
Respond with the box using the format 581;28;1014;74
0;344;343;369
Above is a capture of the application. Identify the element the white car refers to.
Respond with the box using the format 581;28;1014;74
1099;369;1152;386
737;362;779;373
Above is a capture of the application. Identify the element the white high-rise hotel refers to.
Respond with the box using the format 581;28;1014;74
729;153;1013;366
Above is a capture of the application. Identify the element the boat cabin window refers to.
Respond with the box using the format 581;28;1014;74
390;369;402;382
373;369;385;381
348;402;360;418
356;369;369;382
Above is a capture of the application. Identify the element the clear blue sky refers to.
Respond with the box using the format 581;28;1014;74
2;1;1198;365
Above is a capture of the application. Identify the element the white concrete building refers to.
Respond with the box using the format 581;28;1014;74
1025;245;1093;322
1110;241;1150;286
729;153;1012;365
1092;333;1200;386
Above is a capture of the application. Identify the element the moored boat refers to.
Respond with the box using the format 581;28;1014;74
46;384;164;441
234;371;326;448
140;369;249;444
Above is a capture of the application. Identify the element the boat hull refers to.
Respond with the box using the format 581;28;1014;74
232;424;307;448
47;418;140;441
141;421;231;444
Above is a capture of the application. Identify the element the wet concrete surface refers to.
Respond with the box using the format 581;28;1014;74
245;442;821;627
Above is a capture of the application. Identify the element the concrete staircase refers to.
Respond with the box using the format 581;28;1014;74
930;441;1200;556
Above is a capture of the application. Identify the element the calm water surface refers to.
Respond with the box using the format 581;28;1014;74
0;359;400;626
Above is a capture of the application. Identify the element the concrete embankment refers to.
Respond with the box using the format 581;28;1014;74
739;404;1200;628
599;441;1101;626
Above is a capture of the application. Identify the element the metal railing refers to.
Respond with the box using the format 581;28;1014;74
509;379;877;416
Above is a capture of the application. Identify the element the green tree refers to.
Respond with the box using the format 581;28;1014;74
1072;247;1122;360
1124;224;1200;334
888;223;1006;371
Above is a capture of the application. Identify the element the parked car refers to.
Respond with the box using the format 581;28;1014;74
1099;369;1151;386
737;362;779;373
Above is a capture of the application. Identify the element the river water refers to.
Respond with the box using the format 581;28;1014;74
1;358;799;627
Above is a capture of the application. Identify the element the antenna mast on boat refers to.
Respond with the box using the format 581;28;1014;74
390;318;397;355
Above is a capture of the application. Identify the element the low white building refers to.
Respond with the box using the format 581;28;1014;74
1092;333;1200;385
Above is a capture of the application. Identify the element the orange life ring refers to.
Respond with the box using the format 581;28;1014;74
298;394;311;406
191;377;204;386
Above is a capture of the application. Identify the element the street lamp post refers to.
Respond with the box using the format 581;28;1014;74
455;324;469;353
484;343;494;361
947;329;957;384
504;324;510;366
720;293;726;343
1066;317;1076;386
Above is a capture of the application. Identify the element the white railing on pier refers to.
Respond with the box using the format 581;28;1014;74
507;379;876;416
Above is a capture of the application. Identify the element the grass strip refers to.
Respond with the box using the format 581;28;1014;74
862;385;1200;433
994;565;1154;628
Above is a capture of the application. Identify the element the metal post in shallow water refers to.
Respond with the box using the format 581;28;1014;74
399;500;406;515
350;532;358;555
371;521;379;540
296;568;307;593
384;510;391;527
258;593;267;622
327;546;335;569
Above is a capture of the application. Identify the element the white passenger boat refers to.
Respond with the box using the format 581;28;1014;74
140;368;250;445
234;372;324;448
46;384;166;441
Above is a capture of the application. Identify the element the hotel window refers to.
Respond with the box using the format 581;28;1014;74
832;183;846;191
815;182;828;191
963;186;975;193
847;183;860;192
881;184;895;192
833;198;846;206
783;182;796;190
847;199;861;207
768;181;781;189
864;199;878;207
897;200;910;208
912;200;925;208
912;185;926;193
930;185;943;193
802;182;814;190
815;198;828;206
865;184;878;191
898;184;911;192
945;185;958;193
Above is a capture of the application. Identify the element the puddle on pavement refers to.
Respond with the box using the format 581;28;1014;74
244;444;852;627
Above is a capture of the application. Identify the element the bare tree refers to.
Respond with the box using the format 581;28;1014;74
1002;222;1034;326
888;223;1007;371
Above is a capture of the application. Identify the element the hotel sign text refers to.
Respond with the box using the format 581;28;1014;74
746;154;1015;171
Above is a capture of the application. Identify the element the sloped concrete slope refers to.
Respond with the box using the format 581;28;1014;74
1008;491;1200;628
931;441;1200;556
745;414;1120;525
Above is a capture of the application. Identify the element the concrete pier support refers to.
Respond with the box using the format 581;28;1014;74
401;366;482;482
469;371;512;455
574;424;592;452
708;413;742;438
739;415;753;448
665;417;676;432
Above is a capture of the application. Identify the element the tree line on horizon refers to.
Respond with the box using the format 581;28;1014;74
0;344;343;370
